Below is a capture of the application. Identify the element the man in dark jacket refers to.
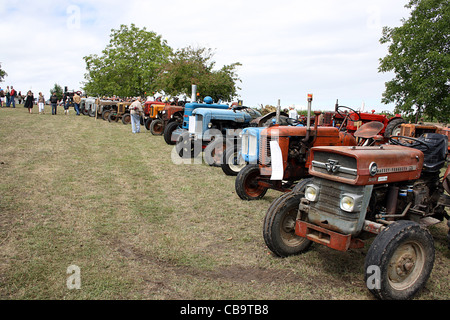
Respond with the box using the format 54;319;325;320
50;92;59;115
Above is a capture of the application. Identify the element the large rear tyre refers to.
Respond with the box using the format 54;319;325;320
163;121;180;145
384;118;405;138
263;178;313;257
235;164;268;200
102;109;111;121
364;220;435;300
145;118;152;130
175;132;201;159
108;112;118;122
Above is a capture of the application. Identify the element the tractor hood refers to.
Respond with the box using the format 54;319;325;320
309;145;424;185
192;108;256;123
184;102;229;114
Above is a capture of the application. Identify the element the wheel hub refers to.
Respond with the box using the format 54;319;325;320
388;242;424;289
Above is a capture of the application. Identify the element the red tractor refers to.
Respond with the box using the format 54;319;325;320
235;98;405;200
263;129;449;300
332;102;405;141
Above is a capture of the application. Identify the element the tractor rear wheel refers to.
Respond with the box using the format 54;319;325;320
164;121;180;145
102;109;111;121
175;132;201;159
235;164;268;200
364;220;435;300
263;178;313;257
145;118;152;130
384;118;405;138
108;112;117;122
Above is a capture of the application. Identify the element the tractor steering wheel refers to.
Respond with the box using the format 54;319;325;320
336;106;362;121
389;136;430;151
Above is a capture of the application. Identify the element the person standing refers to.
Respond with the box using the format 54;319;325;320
73;92;81;116
18;91;23;105
24;90;34;114
50;92;58;115
129;97;143;133
38;92;45;114
0;87;4;107
63;93;70;115
9;86;16;108
5;86;10;107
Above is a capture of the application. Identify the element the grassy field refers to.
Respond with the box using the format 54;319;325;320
0;104;449;301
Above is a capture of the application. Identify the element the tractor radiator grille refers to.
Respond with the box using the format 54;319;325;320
311;151;357;180
260;135;276;165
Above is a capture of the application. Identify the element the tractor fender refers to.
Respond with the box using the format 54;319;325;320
252;111;289;127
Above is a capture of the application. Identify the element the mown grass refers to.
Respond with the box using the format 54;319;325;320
0;105;449;300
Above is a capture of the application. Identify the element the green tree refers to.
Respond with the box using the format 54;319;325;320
50;83;63;100
0;63;7;82
379;0;450;122
155;46;242;102
83;24;172;97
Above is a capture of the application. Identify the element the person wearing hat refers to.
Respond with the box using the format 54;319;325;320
129;97;143;133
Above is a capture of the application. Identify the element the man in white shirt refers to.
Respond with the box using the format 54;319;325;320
129;97;143;133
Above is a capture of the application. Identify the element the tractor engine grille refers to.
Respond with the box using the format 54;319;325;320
311;151;357;180
260;135;276;166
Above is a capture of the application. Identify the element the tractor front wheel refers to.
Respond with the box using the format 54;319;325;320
364;220;435;300
122;114;131;125
263;178;313;257
222;146;246;176
150;119;164;135
235;164;268;200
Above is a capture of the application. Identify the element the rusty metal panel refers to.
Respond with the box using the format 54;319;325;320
309;145;424;185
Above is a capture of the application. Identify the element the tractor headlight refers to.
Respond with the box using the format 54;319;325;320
305;185;319;202
208;122;213;129
340;195;355;212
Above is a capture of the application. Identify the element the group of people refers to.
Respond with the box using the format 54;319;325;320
0;85;18;108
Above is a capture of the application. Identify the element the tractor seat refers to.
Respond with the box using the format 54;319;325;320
412;133;448;173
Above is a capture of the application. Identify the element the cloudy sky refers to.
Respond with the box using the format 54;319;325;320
0;0;411;112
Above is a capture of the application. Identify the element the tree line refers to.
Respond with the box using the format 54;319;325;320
82;24;241;103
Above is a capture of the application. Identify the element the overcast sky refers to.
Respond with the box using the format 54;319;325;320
0;0;411;112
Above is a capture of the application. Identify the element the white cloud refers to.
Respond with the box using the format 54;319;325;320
0;0;410;111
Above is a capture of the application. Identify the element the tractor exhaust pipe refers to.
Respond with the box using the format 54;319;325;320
276;99;281;125
191;85;197;103
303;94;313;142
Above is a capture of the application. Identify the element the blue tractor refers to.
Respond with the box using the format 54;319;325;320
167;96;230;146
175;104;263;170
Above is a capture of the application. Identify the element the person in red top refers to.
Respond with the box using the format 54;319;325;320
10;86;16;108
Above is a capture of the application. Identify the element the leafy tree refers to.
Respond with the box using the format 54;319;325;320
83;24;172;97
50;83;63;100
378;0;450;122
0;63;7;82
155;46;242;102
